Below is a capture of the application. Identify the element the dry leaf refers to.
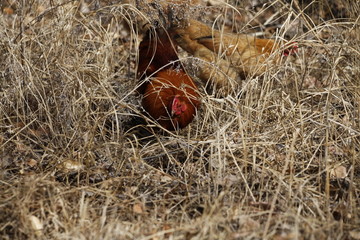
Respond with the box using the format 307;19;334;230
28;215;43;237
61;160;84;172
27;159;38;167
133;203;144;214
36;5;46;15
80;1;90;14
330;165;347;179
206;0;227;6
160;175;173;183
350;231;360;240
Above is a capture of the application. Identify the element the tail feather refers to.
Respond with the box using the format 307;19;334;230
137;29;179;81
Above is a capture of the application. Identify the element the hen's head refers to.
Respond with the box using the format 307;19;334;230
166;93;198;130
171;95;188;117
283;42;298;56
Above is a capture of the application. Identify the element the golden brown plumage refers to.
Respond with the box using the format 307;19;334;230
137;28;200;130
170;19;298;90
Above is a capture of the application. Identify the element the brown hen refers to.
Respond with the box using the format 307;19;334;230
171;19;297;91
137;28;200;131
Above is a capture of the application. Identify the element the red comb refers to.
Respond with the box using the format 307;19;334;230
283;42;298;56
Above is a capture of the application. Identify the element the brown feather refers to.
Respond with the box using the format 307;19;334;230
170;19;298;89
137;29;180;94
142;69;200;130
137;28;200;130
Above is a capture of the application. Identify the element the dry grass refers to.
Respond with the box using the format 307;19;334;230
0;0;359;239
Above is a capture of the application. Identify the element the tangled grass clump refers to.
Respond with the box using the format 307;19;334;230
0;0;359;239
